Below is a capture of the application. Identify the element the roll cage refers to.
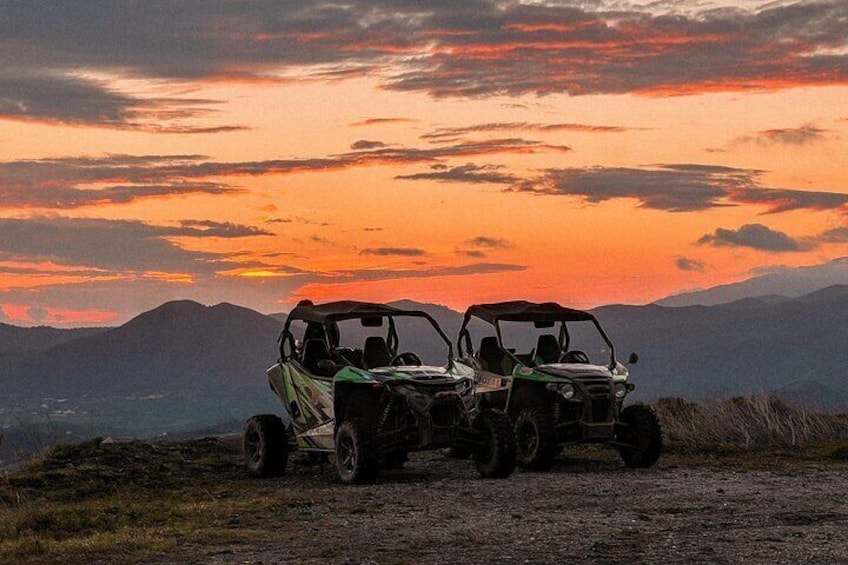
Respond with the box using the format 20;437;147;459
279;300;454;367
457;300;618;370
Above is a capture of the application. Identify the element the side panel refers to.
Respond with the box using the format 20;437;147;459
269;362;335;450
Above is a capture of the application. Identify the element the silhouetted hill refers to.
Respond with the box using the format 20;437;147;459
656;256;848;306
594;285;848;404
0;323;105;354
0;300;282;436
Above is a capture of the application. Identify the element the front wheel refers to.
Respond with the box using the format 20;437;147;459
244;414;288;477
472;410;516;479
617;404;663;468
514;406;558;471
335;417;380;484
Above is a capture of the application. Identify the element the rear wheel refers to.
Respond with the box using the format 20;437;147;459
335;416;380;484
244;414;288;477
514;406;558;471
617;404;662;468
472;410;516;479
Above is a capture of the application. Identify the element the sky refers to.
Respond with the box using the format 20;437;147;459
1;0;847;326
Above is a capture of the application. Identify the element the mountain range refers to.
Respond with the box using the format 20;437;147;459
2;284;847;461
657;256;848;307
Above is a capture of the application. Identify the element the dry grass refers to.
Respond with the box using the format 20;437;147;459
654;394;848;455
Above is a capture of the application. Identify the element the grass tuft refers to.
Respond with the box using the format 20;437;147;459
654;394;848;454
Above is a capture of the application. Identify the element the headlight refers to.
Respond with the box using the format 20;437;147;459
560;383;575;399
614;383;627;399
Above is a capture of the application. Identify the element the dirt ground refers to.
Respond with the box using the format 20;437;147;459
156;440;848;565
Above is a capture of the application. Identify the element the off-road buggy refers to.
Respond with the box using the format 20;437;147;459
245;300;516;484
456;301;661;471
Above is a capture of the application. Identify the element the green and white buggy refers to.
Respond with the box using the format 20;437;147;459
245;300;516;484
456;301;661;471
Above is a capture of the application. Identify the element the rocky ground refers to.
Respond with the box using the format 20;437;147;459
3;437;848;564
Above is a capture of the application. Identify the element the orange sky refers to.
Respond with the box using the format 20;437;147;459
1;1;847;326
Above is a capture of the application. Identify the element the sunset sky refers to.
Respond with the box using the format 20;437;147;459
1;0;847;326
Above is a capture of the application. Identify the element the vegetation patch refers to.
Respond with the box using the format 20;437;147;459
655;394;848;455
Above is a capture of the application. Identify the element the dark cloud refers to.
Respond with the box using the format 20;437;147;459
0;154;238;209
516;164;752;212
177;220;274;237
509;164;848;215
4;0;846;127
351;140;389;150
0;73;245;132
697;224;811;253
421;122;629;141
349;118;417;127
462;249;486;258
396;163;519;185
466;236;512;249
818;227;848;243
675;257;706;272
360;247;427;257
733;124;831;147
1;139;564;209
756;125;830;146
0;216;267;274
731;187;848;214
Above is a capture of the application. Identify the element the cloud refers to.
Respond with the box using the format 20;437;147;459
5;0;847;128
675;257;706;272
466;236;512;249
421;122;629;141
0;216;268;274
516;164;751;212
349;118;417;127
732;124;831;147
360;247;427;257
351;140;390;150
0;73;245;132
0;154;239;210
1;139;567;210
177;220;274;237
697;224;811;253
731;187;848;214
508;164;848;215
396;163;520;185
818;227;848;243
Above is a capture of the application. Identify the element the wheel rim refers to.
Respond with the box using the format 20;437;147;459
246;429;262;465
516;419;538;460
337;432;356;476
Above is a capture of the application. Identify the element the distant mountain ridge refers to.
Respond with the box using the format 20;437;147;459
657;257;848;307
0;323;105;355
2;288;847;444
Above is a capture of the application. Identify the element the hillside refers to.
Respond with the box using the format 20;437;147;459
0;300;283;441
0;323;105;355
595;285;848;403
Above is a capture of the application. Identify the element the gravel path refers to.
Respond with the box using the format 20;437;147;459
166;448;848;565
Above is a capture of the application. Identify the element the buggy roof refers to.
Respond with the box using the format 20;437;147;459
286;300;432;324
463;300;595;325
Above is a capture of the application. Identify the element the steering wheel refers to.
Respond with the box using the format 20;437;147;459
391;352;423;366
559;350;590;364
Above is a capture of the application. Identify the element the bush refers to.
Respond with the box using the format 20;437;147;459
654;394;848;453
